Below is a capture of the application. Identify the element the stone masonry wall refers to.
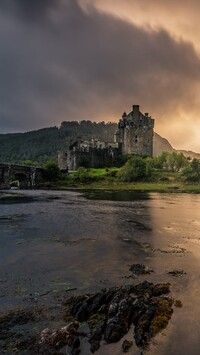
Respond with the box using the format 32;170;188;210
123;126;154;156
68;147;120;170
119;105;154;156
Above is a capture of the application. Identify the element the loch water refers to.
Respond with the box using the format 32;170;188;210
0;189;200;354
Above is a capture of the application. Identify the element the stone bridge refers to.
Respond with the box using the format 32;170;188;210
0;163;45;189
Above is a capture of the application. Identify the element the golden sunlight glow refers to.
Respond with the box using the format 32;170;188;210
78;0;200;152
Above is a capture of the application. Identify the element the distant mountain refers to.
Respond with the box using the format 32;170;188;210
0;121;198;164
153;132;174;156
153;134;200;159
176;150;200;160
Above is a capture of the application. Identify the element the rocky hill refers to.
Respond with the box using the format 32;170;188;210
153;134;200;159
153;132;174;156
176;150;200;160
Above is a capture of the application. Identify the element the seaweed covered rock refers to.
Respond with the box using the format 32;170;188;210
134;297;173;346
129;264;153;276
63;281;173;353
0;307;43;353
0;282;174;354
122;339;133;352
38;322;80;354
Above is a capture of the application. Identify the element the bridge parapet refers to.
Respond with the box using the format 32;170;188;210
0;163;45;189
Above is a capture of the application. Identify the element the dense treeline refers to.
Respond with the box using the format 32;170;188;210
61;152;200;185
0;121;117;165
117;152;190;182
116;152;200;183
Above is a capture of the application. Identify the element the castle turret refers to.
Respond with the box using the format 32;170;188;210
132;105;140;113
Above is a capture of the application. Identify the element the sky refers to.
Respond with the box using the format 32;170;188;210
0;0;200;151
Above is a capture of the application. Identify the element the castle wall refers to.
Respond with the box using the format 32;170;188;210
68;150;91;170
58;151;68;171
123;126;154;156
67;147;120;170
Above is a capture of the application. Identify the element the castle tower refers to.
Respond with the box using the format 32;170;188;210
118;105;154;156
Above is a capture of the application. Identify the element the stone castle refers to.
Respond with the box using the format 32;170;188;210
58;105;154;171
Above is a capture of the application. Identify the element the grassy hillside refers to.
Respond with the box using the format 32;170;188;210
0;121;117;164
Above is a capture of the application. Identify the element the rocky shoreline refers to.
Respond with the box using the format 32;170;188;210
0;275;177;354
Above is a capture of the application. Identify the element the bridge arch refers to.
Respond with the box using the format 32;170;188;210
0;163;45;189
11;172;30;189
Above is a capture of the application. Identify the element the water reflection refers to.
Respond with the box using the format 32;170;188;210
0;190;154;300
82;189;151;201
1;190;200;354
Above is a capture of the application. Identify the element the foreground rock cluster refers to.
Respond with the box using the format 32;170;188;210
0;279;174;354
39;281;173;354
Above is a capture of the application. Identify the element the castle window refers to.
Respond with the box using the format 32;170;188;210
135;135;138;143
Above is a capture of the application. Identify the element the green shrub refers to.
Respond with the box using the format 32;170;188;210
182;159;200;182
74;167;94;183
117;156;149;182
157;152;189;172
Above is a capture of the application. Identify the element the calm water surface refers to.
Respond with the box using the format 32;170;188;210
0;189;200;354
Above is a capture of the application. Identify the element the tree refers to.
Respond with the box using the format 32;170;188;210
117;156;148;182
21;160;40;167
157;152;188;171
182;159;200;182
44;161;60;181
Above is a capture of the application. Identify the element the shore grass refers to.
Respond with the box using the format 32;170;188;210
49;179;200;193
37;167;200;193
69;167;119;177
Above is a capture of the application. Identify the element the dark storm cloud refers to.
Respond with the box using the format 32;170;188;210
0;0;200;150
0;0;57;22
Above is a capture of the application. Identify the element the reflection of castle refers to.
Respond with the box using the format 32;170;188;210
58;105;154;171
